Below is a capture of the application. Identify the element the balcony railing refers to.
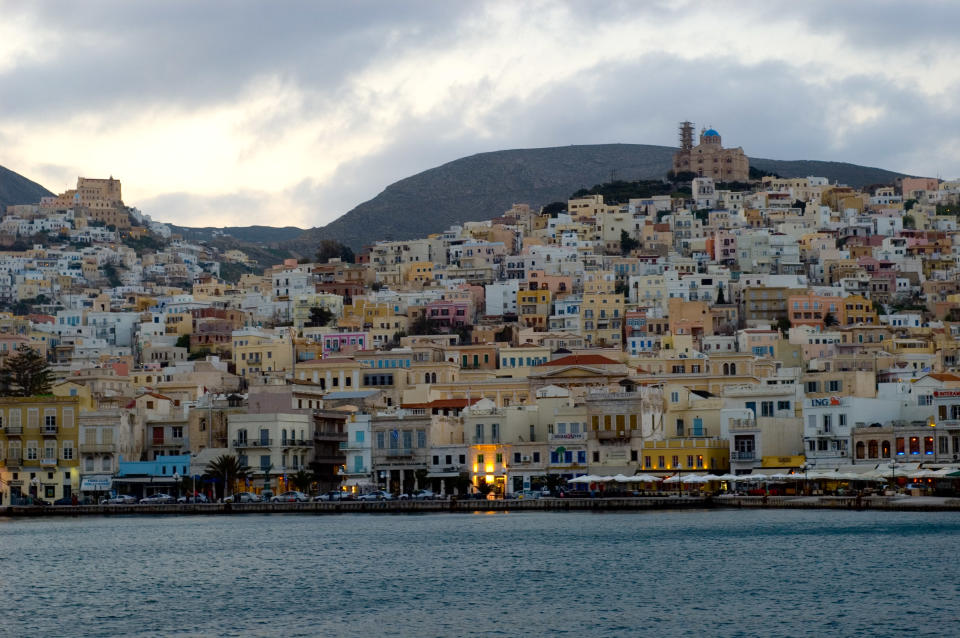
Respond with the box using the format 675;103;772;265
729;419;757;430
471;437;501;445
79;443;114;453
312;455;346;464
41;458;57;466
42;425;58;435
5;426;22;435
732;451;756;461
385;448;413;457
5;454;21;466
313;432;347;443
280;438;312;447
233;439;273;448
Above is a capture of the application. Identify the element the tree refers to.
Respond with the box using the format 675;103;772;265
175;334;191;349
306;306;334;327
414;468;430;493
541;201;567;217
315;240;355;264
0;346;53;396
620;230;639;255
290;468;314;494
103;263;122;288
823;312;839;327
904;199;917;212
775;316;791;336
204;454;251;500
410;313;442;335
903;214;916;230
716;283;726;305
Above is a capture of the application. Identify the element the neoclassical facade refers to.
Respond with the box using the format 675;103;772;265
672;124;749;182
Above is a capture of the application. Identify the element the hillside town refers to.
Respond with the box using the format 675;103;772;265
4;125;960;504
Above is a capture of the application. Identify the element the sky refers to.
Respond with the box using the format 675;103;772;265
1;0;959;229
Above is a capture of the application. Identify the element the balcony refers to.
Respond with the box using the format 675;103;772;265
232;439;273;449
280;438;312;447
344;466;370;476
729;419;757;430
313;431;347;443
732;451;756;461
471;437;501;445
41;458;57;466
340;441;371;451
5;425;22;435
385;448;413;457
42;425;59;436
5;454;21;467
79;443;114;453
312;455;345;464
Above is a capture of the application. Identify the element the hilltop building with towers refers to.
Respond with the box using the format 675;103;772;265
672;121;749;182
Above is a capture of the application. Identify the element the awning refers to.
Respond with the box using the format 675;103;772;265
80;476;113;491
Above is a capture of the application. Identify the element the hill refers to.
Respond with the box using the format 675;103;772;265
285;144;908;251
168;225;305;244
0;164;53;211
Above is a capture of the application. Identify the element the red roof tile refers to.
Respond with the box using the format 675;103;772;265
539;354;620;367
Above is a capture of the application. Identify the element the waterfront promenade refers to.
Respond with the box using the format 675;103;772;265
4;494;960;517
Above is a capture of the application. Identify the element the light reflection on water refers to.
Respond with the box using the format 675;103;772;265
1;510;958;638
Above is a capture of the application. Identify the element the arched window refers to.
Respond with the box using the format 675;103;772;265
425;373;430;383
723;363;729;375
855;441;865;459
729;363;736;375
868;440;879;458
881;440;891;458
281;429;287;445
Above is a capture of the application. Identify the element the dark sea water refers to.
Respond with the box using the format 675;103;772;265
1;509;958;638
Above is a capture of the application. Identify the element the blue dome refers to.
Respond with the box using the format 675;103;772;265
703;128;720;137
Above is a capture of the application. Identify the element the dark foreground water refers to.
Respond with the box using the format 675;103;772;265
1;510;958;638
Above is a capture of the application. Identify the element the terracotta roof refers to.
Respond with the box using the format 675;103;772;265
539;354;621;367
926;373;960;382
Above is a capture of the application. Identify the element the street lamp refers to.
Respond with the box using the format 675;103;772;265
173;472;181;501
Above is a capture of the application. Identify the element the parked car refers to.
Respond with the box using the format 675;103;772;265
271;491;309;503
357;490;393;501
176;493;209;504
104;494;137;504
412;489;438;500
224;492;261;503
139;493;175;504
53;496;96;506
314;491;352;501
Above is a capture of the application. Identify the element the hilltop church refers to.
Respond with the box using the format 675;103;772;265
671;121;749;182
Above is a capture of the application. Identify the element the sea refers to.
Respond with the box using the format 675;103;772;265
0;509;957;638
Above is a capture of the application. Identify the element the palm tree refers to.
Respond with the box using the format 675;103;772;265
204;454;251;500
290;469;314;494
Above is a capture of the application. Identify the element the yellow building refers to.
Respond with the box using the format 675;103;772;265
582;291;623;346
0;396;82;504
640;438;731;473
840;294;878;326
517;289;552;330
402;261;435;285
232;331;293;379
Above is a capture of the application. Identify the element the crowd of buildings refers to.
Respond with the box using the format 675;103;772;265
3;125;960;503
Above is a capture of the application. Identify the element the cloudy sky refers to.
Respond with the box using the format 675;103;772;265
1;1;957;228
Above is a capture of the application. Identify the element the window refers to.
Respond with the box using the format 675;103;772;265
592;451;600;463
532;452;540;463
828;380;842;392
838;414;847;427
514;452;521;463
477;454;485;465
417;430;426;448
761;401;774;417
777;401;790;411
376;432;385;449
823;415;832;432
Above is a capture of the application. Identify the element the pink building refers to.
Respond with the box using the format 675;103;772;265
426;299;471;330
